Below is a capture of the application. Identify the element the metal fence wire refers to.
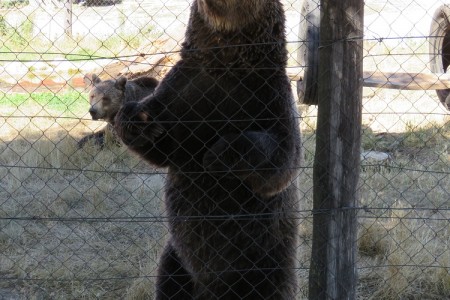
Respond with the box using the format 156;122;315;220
0;0;449;299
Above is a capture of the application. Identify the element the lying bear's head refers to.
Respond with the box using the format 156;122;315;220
84;74;127;124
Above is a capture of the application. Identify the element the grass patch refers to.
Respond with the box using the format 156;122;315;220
0;92;448;299
300;95;448;299
358;205;450;299
1;91;89;117
0;114;166;298
0;0;28;9
0;16;158;62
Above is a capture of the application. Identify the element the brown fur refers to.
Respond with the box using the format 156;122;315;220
197;0;265;31
114;0;301;298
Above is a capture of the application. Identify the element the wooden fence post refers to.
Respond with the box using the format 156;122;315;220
65;0;73;38
308;0;364;299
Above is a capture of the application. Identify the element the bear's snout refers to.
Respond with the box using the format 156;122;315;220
89;107;99;120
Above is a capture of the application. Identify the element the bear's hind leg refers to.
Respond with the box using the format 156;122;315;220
197;268;295;299
156;243;194;300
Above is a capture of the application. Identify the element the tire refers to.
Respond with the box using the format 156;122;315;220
297;0;320;105
429;4;450;110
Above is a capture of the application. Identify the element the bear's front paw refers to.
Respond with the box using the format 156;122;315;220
114;102;164;147
203;134;266;177
203;137;243;175
203;147;231;174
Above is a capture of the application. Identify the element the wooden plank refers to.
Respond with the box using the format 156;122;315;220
362;71;450;90
288;68;450;91
308;0;363;299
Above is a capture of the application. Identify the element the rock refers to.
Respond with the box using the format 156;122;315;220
361;150;391;161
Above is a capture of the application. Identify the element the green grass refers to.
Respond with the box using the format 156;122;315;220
362;120;450;152
0;91;89;117
0;20;158;62
0;0;28;9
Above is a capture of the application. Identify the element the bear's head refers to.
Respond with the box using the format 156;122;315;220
84;74;127;124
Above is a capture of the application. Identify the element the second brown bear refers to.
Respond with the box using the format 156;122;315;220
78;74;158;148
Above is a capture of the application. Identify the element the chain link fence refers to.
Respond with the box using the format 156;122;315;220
0;0;448;298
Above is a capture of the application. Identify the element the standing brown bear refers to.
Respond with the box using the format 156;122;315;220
115;0;302;298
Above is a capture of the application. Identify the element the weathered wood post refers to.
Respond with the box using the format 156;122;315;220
308;0;364;299
64;0;73;38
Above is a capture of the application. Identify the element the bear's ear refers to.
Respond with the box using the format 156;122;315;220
84;74;101;87
115;76;128;91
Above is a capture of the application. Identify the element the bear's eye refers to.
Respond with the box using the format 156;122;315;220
102;97;110;104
